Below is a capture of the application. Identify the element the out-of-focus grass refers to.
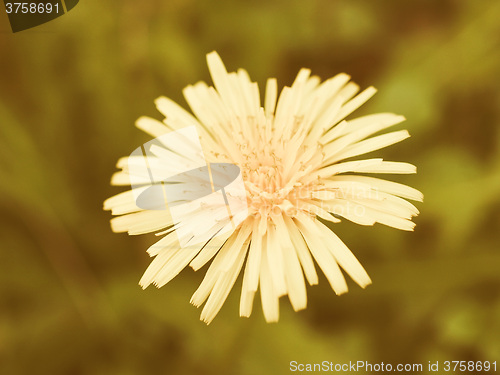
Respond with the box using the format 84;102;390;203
1;1;499;374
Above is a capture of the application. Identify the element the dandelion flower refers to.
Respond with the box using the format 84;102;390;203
104;51;423;324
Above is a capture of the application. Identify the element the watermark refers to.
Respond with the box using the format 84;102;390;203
289;360;497;372
290;361;422;373
128;126;248;249
252;182;381;219
3;0;79;33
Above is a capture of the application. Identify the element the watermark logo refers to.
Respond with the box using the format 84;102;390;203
128;126;248;248
3;0;79;33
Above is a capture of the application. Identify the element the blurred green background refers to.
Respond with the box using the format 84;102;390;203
1;0;500;374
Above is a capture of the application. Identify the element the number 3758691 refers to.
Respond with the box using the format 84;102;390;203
5;2;60;14
444;361;497;372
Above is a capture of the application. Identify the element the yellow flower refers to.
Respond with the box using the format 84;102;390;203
104;52;422;324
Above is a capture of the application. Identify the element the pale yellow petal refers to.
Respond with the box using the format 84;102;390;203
283;215;318;286
329;175;423;202
273;214;307;311
266;223;287;297
316;223;372;288
264;78;278;116
328;130;410;163
259;238;280;323
294;213;348;295
200;237;249;324
110;210;173;235
103;189;142;215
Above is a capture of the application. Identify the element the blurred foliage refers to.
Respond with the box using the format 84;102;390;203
1;0;500;374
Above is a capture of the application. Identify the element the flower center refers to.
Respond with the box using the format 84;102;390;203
239;146;322;220
207;115;326;221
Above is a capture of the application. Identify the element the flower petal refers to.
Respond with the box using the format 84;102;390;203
316;222;372;288
294;213;348;295
259;236;280;323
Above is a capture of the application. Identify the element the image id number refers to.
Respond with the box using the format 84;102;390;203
5;2;60;14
